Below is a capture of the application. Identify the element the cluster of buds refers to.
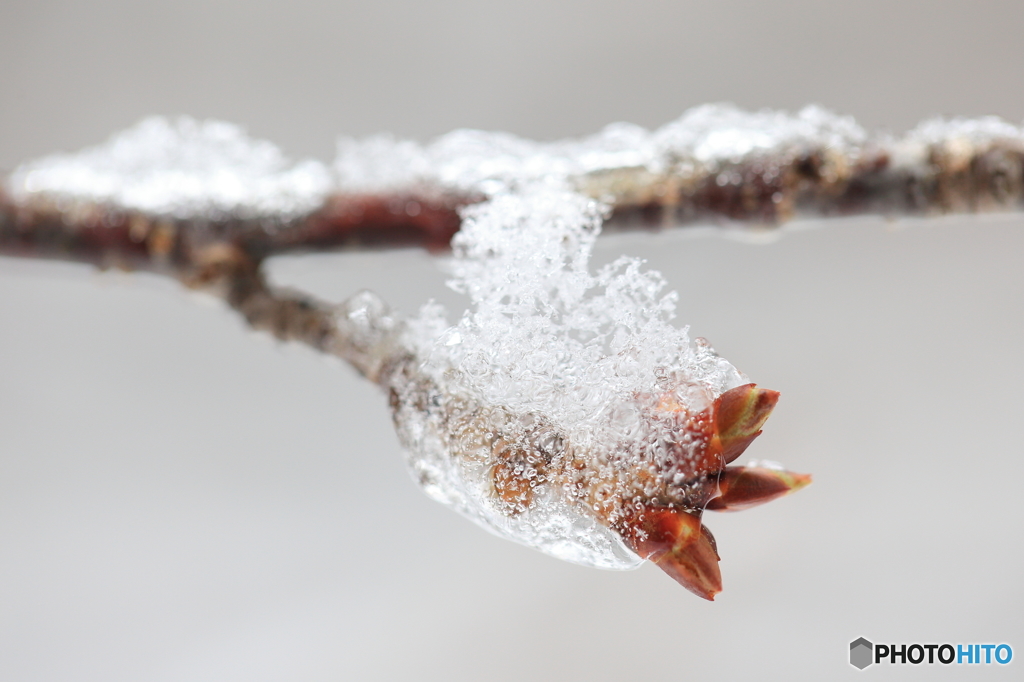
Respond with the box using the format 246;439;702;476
389;345;811;600
611;383;811;599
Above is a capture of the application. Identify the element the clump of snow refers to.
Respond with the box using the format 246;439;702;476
8;117;332;219
653;104;866;164
391;185;745;569
428;187;738;424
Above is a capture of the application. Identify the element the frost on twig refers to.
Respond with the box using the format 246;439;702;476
2;105;1019;596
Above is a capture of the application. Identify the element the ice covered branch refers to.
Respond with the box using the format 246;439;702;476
1;105;1020;597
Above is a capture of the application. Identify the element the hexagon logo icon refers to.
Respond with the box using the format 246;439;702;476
850;637;873;669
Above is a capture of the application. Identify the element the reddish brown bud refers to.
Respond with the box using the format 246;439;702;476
714;384;780;464
706;464;812;512
620;508;722;600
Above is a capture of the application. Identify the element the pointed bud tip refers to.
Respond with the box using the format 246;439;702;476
652;530;723;600
716;384;780;463
706;465;813;512
623;509;723;599
788;471;813;491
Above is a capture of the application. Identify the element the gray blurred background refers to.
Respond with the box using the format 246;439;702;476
1;1;1022;680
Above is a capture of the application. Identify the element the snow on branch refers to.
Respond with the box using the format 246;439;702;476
1;105;1018;597
3;105;1022;271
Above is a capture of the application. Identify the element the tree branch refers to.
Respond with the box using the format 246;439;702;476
3;106;1021;596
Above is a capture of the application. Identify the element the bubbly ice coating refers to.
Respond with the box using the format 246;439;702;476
334;104;867;196
7;117;332;219
391;185;746;569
